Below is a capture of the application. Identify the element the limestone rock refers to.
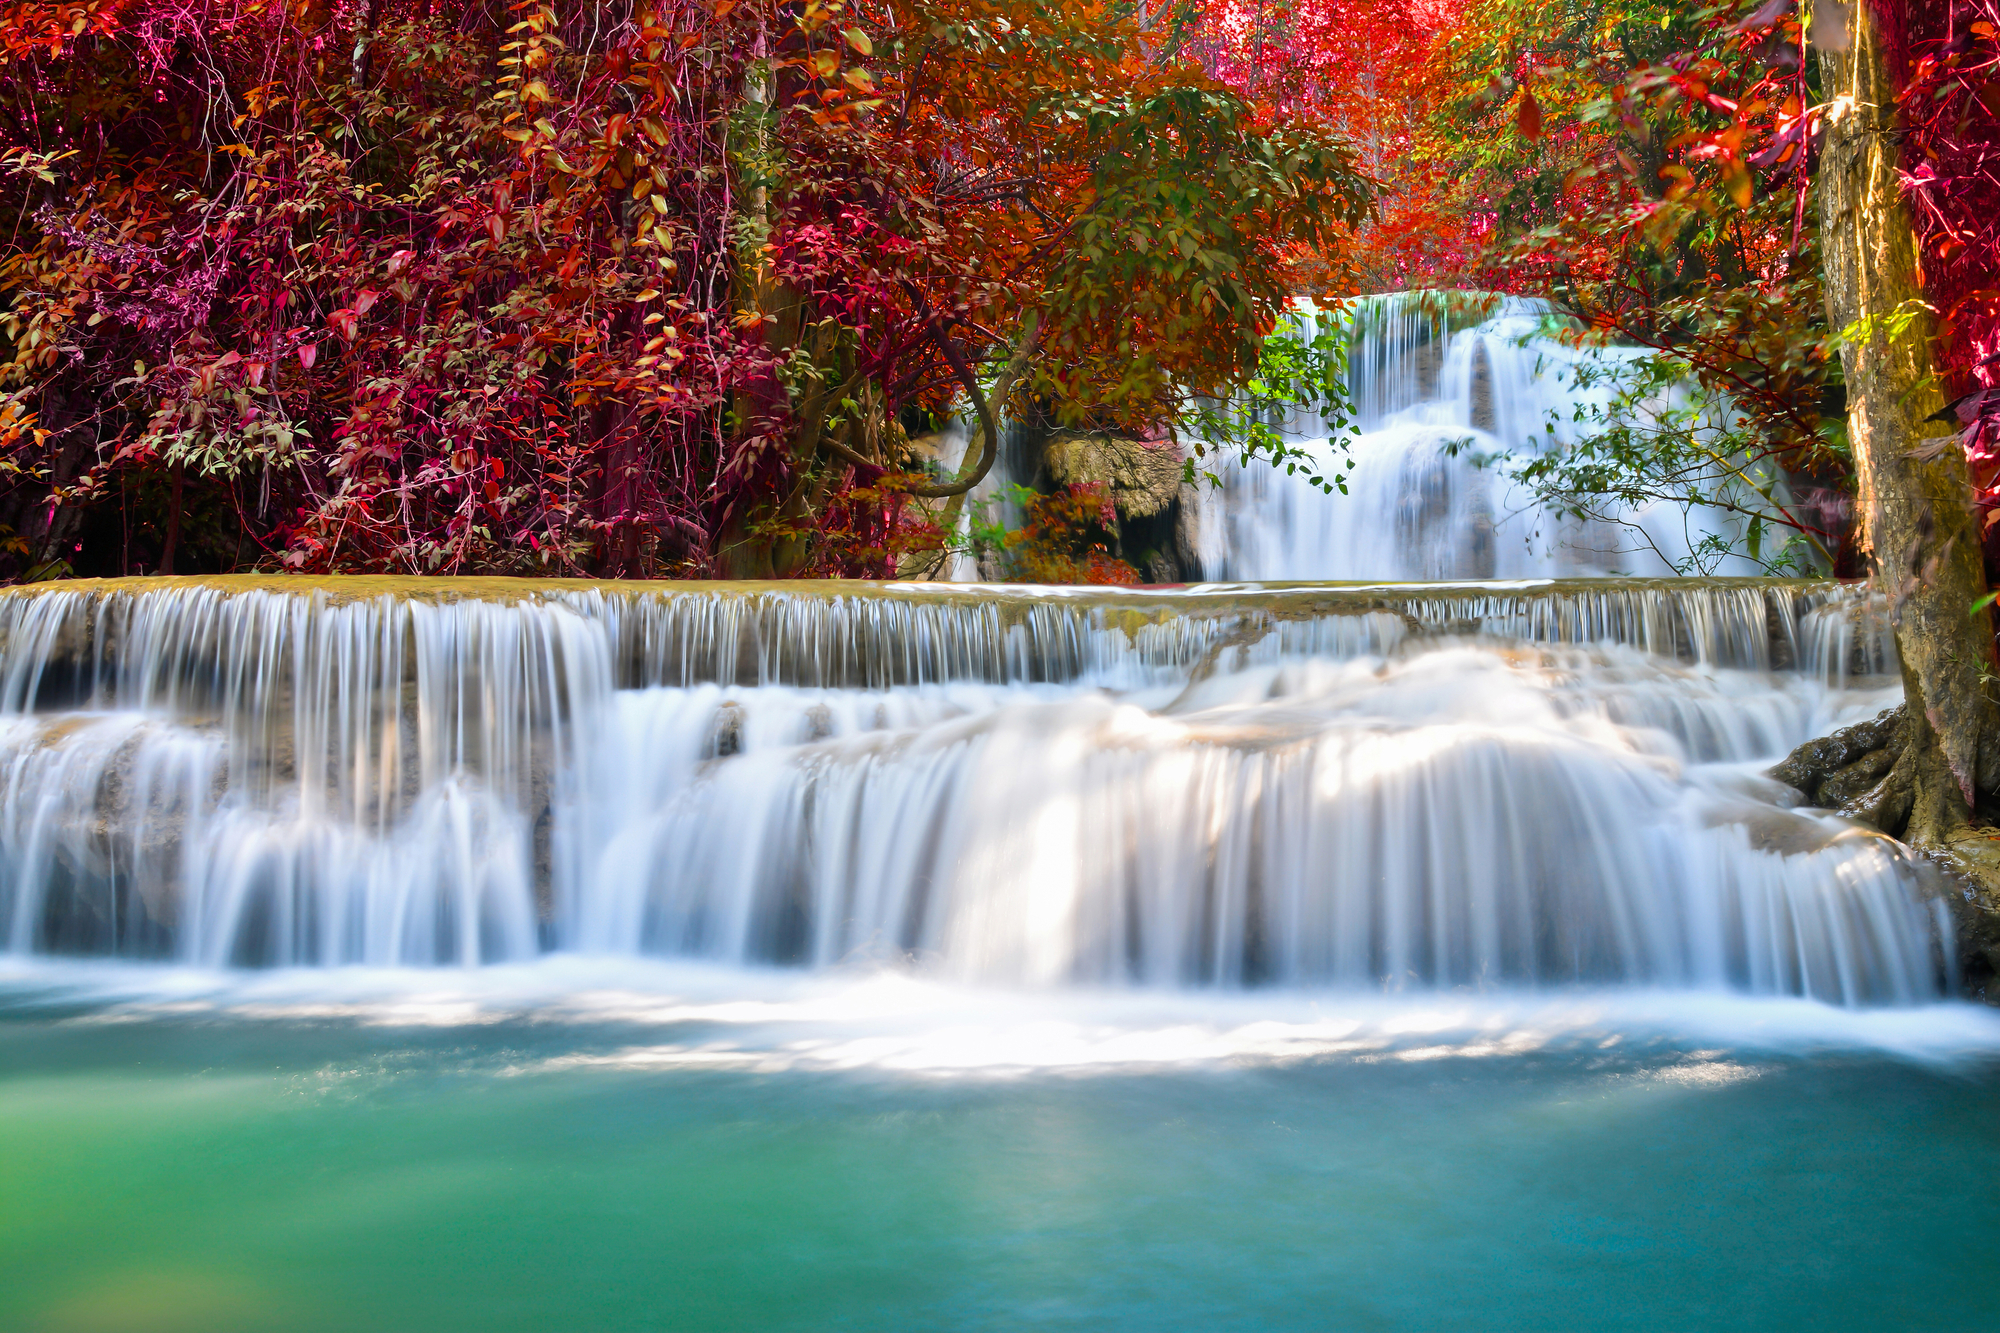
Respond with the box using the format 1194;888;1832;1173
1839;764;1915;835
903;429;956;463
1043;432;1185;519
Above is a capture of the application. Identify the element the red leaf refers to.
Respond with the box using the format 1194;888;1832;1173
298;343;318;369
1517;86;1543;141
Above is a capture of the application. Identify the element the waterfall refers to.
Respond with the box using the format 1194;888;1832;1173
0;576;1941;1004
1194;294;1789;581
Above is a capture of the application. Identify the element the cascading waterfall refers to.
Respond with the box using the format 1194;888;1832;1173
1195;294;1785;582
0;576;1942;1006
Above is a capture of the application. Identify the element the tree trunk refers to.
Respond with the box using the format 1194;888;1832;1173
1817;1;1999;843
1813;0;2000;988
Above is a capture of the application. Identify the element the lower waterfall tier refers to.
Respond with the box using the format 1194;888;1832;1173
0;579;1941;1004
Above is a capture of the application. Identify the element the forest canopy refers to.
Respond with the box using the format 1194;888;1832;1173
0;0;1990;581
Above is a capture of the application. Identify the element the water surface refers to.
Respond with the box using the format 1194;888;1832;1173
4;963;1997;1333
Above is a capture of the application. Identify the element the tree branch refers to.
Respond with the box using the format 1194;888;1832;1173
898;303;1041;499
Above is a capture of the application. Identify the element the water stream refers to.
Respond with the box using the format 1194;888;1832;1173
1194;295;1783;581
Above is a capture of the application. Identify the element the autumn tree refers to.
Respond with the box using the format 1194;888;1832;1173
0;0;1372;581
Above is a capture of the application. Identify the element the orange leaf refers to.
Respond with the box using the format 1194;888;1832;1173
1722;158;1753;209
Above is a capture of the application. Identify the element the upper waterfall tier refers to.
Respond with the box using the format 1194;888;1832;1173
0;577;1930;1004
1195;294;1792;581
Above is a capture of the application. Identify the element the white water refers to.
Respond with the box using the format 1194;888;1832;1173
7;954;2000;1069
1196;296;1782;582
0;578;1939;1006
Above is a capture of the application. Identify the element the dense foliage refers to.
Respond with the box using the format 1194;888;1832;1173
0;0;1990;582
1364;0;1998;573
1884;0;2000;535
0;0;1369;579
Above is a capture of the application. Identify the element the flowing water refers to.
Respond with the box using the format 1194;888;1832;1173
0;577;1939;997
1194;295;1784;582
1;575;1998;1330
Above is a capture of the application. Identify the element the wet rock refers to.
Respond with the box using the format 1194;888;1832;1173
707;702;744;758
1927;827;2000;1003
1767;706;1906;807
1754;706;2000;996
1763;596;1797;672
1468;342;1495;434
1818;744;1899;807
1703;802;1853;857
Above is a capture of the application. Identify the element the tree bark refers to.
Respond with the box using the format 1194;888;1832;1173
1817;0;2000;846
159;466;184;576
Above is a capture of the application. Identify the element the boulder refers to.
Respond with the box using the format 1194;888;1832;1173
1043;432;1185;519
1767;706;1907;813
